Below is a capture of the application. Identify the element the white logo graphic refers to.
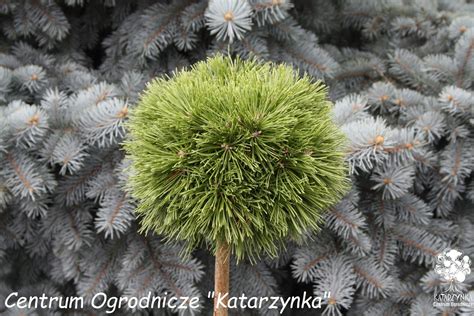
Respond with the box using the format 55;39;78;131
434;249;471;283
432;248;473;308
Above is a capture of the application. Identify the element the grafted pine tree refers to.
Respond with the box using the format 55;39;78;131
124;55;349;315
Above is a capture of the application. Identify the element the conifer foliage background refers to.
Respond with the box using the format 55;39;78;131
0;0;473;315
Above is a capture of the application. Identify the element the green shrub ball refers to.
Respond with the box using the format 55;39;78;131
124;55;349;261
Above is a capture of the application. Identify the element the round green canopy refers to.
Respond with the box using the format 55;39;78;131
124;55;349;261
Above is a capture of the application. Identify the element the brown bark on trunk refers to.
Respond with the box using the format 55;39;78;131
213;241;230;316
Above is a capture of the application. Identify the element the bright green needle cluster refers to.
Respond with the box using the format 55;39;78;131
124;55;349;261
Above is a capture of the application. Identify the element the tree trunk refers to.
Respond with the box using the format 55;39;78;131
213;241;230;316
